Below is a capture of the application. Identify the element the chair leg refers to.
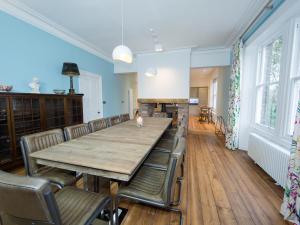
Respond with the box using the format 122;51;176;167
168;207;183;225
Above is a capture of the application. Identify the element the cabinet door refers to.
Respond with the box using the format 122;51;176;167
44;97;65;129
0;97;13;164
67;97;83;125
11;96;42;158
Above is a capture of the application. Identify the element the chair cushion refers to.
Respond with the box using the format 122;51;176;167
144;151;170;170
118;166;166;205
36;167;76;187
55;187;110;225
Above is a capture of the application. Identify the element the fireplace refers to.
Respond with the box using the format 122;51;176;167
138;99;189;126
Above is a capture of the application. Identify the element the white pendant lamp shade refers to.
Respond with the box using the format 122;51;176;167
112;45;133;64
112;0;133;64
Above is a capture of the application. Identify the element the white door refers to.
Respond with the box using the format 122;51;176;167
79;71;103;122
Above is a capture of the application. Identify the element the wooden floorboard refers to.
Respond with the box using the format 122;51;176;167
12;116;291;225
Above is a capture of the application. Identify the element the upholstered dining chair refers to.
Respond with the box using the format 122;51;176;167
20;129;77;189
153;126;185;154
88;118;108;132
0;171;112;225
64;123;90;140
120;113;130;122
116;137;186;225
109;115;121;126
144;137;186;172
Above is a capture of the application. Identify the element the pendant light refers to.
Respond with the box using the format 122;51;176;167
112;0;133;64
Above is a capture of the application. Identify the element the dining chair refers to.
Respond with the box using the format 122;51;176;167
153;126;185;153
20;129;77;189
144;137;186;173
116;137;186;225
88;118;108;132
120;113;130;122
64;123;90;140
0;171;112;225
109;115;121;126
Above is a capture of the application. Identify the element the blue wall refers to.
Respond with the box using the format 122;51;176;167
0;11;124;117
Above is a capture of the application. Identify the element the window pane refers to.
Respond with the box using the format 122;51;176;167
263;38;283;83
257;84;279;128
289;80;300;135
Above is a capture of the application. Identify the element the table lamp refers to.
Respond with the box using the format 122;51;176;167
62;62;80;94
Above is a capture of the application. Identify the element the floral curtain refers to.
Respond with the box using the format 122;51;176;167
225;40;242;150
281;95;300;224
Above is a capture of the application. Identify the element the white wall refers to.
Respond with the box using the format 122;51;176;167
114;48;231;74
137;49;191;99
191;48;231;68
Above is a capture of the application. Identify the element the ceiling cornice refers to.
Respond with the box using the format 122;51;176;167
225;0;268;47
0;0;113;63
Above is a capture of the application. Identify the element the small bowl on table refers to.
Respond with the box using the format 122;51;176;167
53;89;66;95
0;85;13;92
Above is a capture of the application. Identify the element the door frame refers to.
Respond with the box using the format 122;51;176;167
79;70;103;122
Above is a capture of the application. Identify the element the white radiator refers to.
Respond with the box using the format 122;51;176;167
248;133;290;187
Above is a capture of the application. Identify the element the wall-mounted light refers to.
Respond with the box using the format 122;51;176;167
145;68;157;77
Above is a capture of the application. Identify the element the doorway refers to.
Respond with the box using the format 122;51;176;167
79;70;103;122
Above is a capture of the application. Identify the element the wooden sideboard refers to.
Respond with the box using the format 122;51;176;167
0;92;83;170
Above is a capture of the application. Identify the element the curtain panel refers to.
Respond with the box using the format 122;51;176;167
225;40;242;150
281;95;300;224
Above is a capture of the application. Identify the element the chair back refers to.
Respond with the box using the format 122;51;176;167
20;129;65;176
88;118;107;132
120;113;130;122
110;116;121;126
64;124;90;140
170;126;185;151
161;137;186;205
0;171;61;225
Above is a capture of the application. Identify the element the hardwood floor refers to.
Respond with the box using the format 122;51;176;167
12;117;290;225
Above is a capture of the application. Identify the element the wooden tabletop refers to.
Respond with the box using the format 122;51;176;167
30;117;172;181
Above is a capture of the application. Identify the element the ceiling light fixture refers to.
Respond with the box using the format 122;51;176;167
155;44;163;52
145;68;157;77
150;28;164;52
112;0;133;64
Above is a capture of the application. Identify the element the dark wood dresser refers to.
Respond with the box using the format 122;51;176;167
0;92;83;170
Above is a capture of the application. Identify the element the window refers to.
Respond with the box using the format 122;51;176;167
255;37;283;129
288;22;300;135
212;79;217;109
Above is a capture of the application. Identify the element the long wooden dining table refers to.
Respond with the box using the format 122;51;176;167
30;117;172;183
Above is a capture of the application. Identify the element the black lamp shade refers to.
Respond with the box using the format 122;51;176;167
62;62;80;76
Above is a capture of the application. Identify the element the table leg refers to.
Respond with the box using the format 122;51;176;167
110;181;119;225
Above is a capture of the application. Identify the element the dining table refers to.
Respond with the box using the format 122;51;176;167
30;117;172;220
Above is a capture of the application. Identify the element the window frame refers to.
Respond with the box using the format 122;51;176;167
254;32;285;134
250;22;295;149
283;19;300;138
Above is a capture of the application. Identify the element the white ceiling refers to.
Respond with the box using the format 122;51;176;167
9;0;267;58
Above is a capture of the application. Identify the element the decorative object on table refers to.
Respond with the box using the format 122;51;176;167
28;77;40;93
136;115;143;128
112;0;133;64
62;62;80;94
53;89;66;95
0;85;13;92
